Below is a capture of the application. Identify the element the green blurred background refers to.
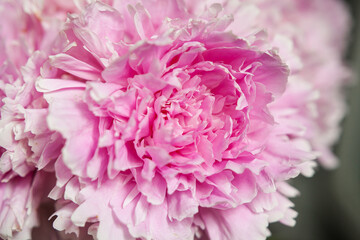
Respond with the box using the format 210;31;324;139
269;0;360;239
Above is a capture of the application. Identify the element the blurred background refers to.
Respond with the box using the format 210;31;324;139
270;0;360;239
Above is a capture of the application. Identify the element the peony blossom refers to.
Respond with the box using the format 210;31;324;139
0;0;350;239
37;1;311;239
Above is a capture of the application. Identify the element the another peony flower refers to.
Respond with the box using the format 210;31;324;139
0;1;70;238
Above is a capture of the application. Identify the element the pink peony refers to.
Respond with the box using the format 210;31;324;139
38;1;311;239
0;0;351;239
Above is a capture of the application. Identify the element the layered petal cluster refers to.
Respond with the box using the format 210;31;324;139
187;0;351;168
0;172;54;240
0;0;351;240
